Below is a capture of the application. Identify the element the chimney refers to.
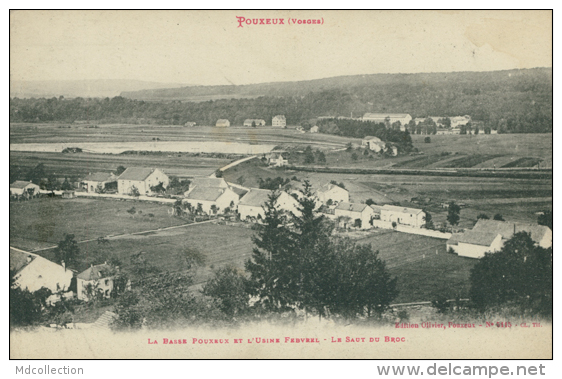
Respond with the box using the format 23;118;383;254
26;255;32;263
62;261;66;271
514;223;516;234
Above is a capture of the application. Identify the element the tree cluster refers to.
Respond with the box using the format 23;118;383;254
244;182;398;320
469;232;552;316
316;118;414;153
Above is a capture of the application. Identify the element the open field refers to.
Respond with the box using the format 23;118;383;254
10;123;356;149
9;198;187;251
10;150;230;179
353;229;476;303
291;133;552;170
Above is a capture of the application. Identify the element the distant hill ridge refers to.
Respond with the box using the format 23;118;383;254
10;79;190;99
9;68;552;133
120;68;552;101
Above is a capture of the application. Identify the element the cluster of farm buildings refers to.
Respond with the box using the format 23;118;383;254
214;115;286;128
210;114;474;134
10;246;119;306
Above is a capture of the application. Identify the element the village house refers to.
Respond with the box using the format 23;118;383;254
186;177;229;194
446;231;504;259
243;119;266;127
266;152;288;167
82;172;117;193
361;136;385;153
117;167;169;196
450;115;471;129
414;116;446;127
76;263;115;301
272;115;286;128
380;205;425;228
10;247;74;294
10;181;40;198
309;125;319;133
316;183;349;205
446;219;552;259
472;219;552;248
215;119;230;127
334;202;375;229
362;113;412;129
238;189;300;221
184;122;197;127
183;186;239;215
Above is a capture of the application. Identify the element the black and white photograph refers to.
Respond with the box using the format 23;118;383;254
9;10;553;361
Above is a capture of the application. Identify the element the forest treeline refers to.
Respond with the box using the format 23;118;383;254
10;68;551;133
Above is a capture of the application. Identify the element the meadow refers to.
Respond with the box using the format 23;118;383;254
353;229;476;303
295;133;552;170
9;150;232;179
9;198;188;251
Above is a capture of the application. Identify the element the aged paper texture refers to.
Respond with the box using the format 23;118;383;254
9;10;552;360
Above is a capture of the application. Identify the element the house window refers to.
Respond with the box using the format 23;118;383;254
105;279;109;286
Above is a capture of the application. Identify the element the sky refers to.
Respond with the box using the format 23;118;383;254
10;10;552;86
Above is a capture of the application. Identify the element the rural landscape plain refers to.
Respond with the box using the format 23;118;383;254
9;10;552;360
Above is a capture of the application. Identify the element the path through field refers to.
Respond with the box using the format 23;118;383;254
29;219;215;253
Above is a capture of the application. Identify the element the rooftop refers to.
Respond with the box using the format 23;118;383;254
472;219;550;242
10;248;35;273
335;202;368;213
381;204;424;215
318;183;346;193
239;189;275;207
77;263;114;281
185;186;230;202
363;113;411;119
117;167;158;181
190;177;227;189
84;172;116;182
455;230;501;247
10;180;36;189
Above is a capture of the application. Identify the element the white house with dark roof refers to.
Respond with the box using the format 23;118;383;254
83;172;117;193
10;181;40;197
446;219;551;259
446;231;503;259
185;177;228;195
450;115;471;129
266;152;288;167
272;115;286;128
238;189;299;221
380;205;425;228
215;119;230;127
117;167;169;195
471;219;552;249
10;247;73;294
316;183;349;205
334;202;375;229
361;136;382;146
77;263;115;301
183;187;239;215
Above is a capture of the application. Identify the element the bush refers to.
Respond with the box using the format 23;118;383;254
424;136;431;143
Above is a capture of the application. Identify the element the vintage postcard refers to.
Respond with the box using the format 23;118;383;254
9;10;552;360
